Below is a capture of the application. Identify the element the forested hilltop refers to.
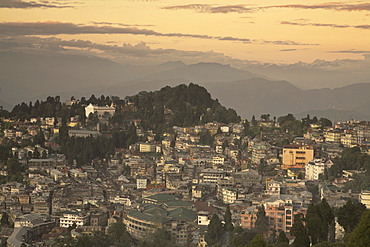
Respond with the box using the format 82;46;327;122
6;83;240;128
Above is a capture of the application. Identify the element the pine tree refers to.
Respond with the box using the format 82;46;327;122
224;205;234;232
205;214;224;246
290;213;310;247
255;206;268;236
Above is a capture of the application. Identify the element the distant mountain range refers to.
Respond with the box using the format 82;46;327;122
1;51;369;121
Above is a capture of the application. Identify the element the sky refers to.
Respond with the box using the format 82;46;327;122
1;0;370;66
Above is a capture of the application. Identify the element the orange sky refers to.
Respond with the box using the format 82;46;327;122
1;0;370;64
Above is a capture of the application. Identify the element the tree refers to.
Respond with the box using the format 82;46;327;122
255;206;268;236
224;205;234;232
319;118;332;128
346;210;370;247
306;204;322;245
107;222;132;247
139;228;174;247
33;146;40;159
260;114;270;121
313;242;345;247
336;199;366;233
76;235;93;247
318;198;334;242
274;231;289;247
290;213;310;247
205;214;224;246
277;113;295;126
251;115;257;127
250;234;267;247
1;212;10;225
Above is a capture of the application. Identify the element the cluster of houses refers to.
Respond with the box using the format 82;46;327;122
1;103;370;246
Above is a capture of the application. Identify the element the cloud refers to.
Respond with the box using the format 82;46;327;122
0;0;72;8
0;21;315;45
280;49;298;52
271;2;370;12
162;4;255;13
281;21;370;30
330;49;370;54
162;2;370;14
0;36;253;66
91;21;155;27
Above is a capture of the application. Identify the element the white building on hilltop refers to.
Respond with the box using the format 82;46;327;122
305;159;334;180
85;103;115;118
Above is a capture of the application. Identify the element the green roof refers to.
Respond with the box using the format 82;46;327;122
145;193;176;202
164;200;193;207
128;210;170;224
167;207;197;221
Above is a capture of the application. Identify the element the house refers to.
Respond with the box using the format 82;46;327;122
85;103;115;118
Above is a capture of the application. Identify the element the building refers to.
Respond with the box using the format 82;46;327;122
282;145;314;169
266;180;282;196
241;195;306;235
137;178;148;189
139;143;159;153
60;211;90;228
212;156;225;166
125;203;196;246
325;130;342;143
305;159;334;180
360;190;370;209
68;130;99;138
85;103;115;118
221;187;238;204
28;158;56;171
200;168;224;185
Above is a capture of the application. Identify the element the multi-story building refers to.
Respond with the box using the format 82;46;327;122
139;143;159;153
282;145;314;169
325;129;342;143
240;206;258;229
241;195;306;235
28;158;56;171
221;187;238;204
60;211;90;228
305;159;334;180
265;181;281;196
341;131;358;148
125;203;196;246
212;155;225;167
200;168;224;185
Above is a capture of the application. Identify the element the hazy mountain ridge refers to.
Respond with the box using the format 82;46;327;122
1;51;369;121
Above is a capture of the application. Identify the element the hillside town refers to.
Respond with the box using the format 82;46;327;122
0;92;370;247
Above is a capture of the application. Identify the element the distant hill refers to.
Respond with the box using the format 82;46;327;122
295;109;370;123
2;51;370;122
0;52;188;106
139;62;258;83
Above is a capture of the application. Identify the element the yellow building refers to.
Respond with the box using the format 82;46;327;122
282;145;314;169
